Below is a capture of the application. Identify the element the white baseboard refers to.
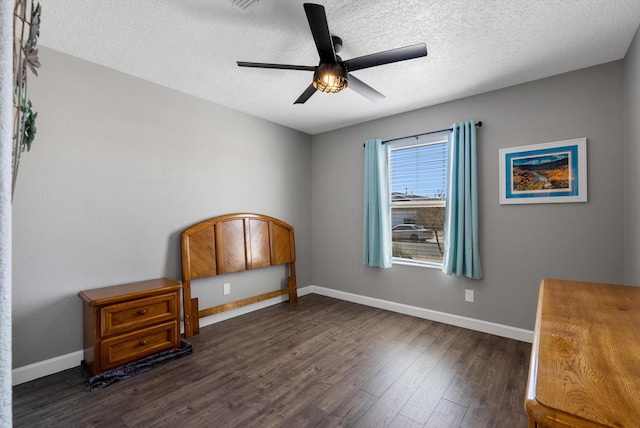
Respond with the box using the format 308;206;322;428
12;350;84;386
12;285;531;385
306;285;534;343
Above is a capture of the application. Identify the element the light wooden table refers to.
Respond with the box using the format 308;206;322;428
525;278;640;427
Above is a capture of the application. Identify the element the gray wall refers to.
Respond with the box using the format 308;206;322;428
311;62;625;331
624;26;640;285
11;47;312;368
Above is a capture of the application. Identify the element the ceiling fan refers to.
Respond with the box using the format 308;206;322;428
237;3;428;104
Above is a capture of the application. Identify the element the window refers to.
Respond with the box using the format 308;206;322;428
389;132;448;266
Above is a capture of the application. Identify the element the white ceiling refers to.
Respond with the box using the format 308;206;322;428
39;0;640;135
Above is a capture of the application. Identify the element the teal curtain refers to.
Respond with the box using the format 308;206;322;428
442;121;483;279
363;139;392;268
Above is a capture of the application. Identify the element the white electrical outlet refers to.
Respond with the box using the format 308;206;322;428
223;283;231;295
465;289;474;302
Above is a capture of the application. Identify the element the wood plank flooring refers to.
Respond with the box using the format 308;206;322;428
13;294;532;427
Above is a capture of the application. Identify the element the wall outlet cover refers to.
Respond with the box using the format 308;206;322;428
465;289;474;302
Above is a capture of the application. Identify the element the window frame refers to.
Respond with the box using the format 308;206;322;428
388;131;449;269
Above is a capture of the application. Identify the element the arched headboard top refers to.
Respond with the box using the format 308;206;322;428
180;213;297;336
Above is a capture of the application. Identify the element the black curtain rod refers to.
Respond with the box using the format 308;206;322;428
382;121;482;144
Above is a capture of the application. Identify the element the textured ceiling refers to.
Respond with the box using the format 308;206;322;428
39;0;640;135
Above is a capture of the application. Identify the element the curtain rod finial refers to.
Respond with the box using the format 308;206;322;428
477;121;482;127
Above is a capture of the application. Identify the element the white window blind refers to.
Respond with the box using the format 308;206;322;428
389;135;448;266
390;141;448;203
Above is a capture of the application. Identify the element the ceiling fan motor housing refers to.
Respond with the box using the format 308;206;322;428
332;35;343;53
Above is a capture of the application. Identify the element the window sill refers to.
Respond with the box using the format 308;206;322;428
392;258;442;270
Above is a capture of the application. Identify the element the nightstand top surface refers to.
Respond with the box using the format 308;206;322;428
78;278;181;306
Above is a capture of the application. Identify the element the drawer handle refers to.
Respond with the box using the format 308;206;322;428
138;309;147;315
139;340;147;346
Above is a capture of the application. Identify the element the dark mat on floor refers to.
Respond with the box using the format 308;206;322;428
81;339;193;392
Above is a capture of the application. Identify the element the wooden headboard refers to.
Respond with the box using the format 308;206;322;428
180;213;297;337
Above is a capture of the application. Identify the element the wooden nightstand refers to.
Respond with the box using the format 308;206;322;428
78;278;182;376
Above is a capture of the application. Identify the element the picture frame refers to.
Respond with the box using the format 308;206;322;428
499;138;587;204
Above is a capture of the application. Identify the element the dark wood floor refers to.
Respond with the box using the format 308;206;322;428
13;294;532;427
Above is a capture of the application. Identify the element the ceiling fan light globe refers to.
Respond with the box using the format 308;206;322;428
313;63;348;93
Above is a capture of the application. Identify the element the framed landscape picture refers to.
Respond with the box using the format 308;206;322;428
499;138;587;204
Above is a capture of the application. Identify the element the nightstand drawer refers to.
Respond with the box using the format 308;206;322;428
101;292;178;337
100;321;179;371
